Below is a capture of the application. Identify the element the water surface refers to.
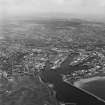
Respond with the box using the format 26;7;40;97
74;76;105;102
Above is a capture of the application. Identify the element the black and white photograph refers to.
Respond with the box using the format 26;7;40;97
0;0;105;105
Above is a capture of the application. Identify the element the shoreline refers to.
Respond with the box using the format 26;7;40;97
73;76;105;88
64;76;105;103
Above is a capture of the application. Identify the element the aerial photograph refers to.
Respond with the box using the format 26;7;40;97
0;0;105;105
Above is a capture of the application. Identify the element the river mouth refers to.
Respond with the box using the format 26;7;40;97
74;76;105;102
40;70;105;104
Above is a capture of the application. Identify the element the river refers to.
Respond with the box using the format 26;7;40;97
40;69;105;105
40;54;105;105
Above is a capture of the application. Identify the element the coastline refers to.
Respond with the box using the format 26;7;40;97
63;76;105;103
73;76;105;103
73;76;105;88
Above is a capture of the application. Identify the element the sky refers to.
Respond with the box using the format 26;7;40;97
0;0;105;18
